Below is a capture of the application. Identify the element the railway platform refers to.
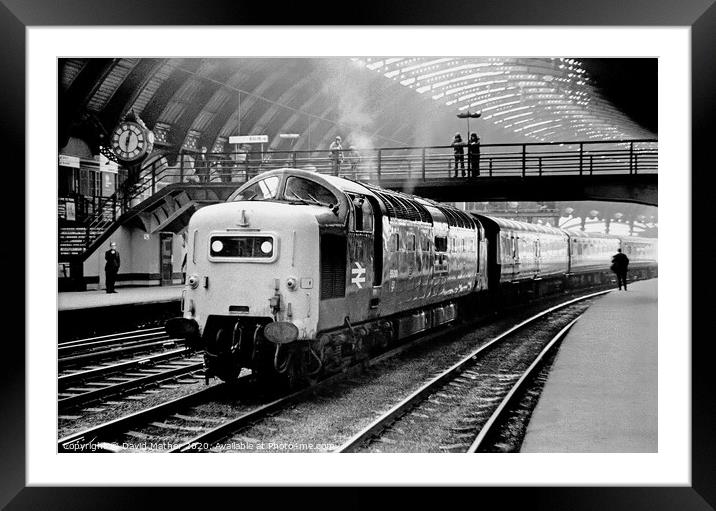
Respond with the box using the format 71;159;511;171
58;285;183;341
521;278;658;452
58;285;182;311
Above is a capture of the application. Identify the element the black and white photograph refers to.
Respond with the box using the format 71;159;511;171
7;17;706;501
55;56;660;456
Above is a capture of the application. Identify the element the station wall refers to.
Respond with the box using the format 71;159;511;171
83;226;185;290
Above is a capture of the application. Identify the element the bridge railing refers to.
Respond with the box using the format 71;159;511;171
154;139;657;184
96;138;659;215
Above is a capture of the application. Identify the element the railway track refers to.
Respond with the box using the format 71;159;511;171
58;351;205;412
58;327;188;372
465;320;574;453
59;327;168;354
58;383;233;452
57;320;458;453
336;293;604;453
58;291;606;453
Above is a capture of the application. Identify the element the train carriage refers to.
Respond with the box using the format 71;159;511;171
619;235;658;265
474;216;570;283
566;230;621;273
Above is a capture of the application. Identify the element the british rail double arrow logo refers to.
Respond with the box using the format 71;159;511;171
351;262;366;288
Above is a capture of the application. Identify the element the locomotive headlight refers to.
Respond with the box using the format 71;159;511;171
286;277;298;291
211;240;224;253
188;274;200;289
260;241;273;254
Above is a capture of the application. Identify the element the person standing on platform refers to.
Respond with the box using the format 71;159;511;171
468;132;481;177
329;136;344;176
611;248;630;290
105;241;120;293
452;133;465;177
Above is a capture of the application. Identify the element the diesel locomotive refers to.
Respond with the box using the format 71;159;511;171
166;168;657;387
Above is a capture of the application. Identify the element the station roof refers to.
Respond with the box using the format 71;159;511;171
59;57;655;159
359;57;654;141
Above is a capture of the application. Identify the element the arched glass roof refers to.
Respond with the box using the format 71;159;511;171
356;57;654;142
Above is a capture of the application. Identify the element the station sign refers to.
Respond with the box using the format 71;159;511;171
58;154;80;168
229;135;269;144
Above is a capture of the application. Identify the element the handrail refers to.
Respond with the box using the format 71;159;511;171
174;138;657;155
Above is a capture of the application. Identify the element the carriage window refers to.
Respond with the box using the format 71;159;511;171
233;176;279;201
434;236;448;252
284;177;337;206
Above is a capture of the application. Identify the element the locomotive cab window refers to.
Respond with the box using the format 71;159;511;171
406;233;416;251
284;177;337;206
233;176;279;201
349;194;374;232
434;236;448;252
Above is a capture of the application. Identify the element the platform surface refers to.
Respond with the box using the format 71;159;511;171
521;278;658;452
58;285;183;311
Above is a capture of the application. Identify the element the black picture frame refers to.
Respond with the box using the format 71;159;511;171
3;0;712;508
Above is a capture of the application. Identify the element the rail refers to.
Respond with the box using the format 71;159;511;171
138;139;658;194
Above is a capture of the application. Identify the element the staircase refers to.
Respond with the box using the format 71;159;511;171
70;155;178;257
136;190;194;233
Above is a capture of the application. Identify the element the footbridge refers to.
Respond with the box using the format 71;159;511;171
146;138;658;205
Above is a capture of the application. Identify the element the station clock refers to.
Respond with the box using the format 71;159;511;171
110;121;155;163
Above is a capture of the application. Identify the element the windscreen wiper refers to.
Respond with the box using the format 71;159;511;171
287;190;338;214
305;192;335;210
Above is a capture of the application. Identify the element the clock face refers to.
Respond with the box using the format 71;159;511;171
110;122;148;162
